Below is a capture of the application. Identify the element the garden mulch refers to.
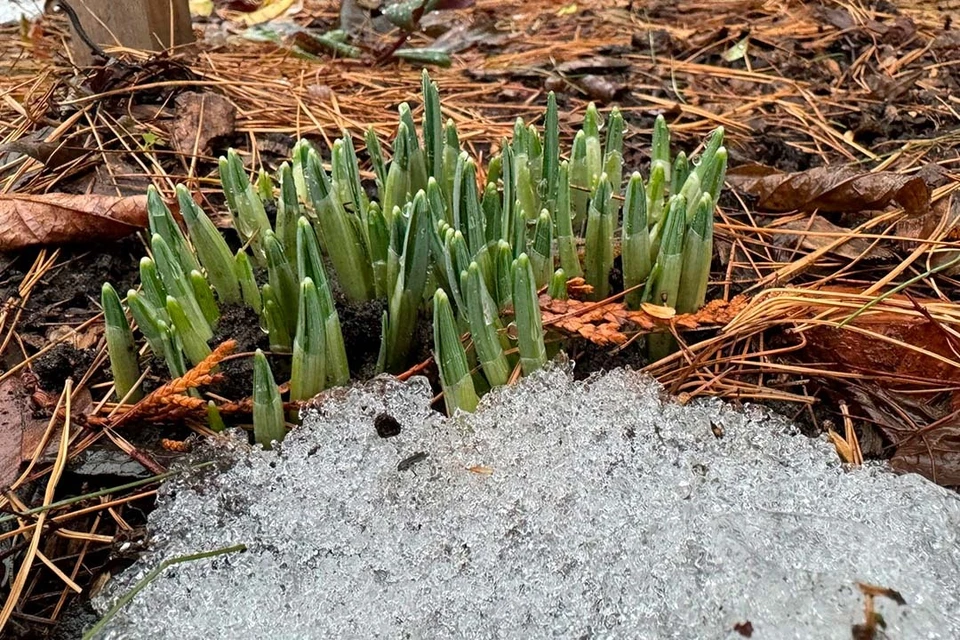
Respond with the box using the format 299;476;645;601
0;0;959;635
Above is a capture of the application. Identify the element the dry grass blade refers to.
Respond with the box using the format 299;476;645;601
646;286;960;404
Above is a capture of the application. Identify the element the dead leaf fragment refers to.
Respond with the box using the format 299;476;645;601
727;164;931;216
803;303;960;386
0;138;89;169
222;0;301;25
47;323;104;351
772;215;895;262
889;425;960;486
556;56;631;75
169;92;237;156
467;465;494;475
640;302;676;319
576;74;622;102
0;377;46;487
0;193;149;250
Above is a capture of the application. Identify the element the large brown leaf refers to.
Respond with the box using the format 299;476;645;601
802;305;960;385
0;193;149;250
727;164;931;216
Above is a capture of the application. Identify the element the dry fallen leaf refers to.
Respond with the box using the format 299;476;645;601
222;0;300;25
772;215;896;262
0;193;150;250
82;154;153;197
802;304;960;386
576;74;623;103
727;164;931;216
0;376;90;487
837;383;958;486
0;136;90;169
0;376;47;487
169;92;237;156
46;323;104;351
21;386;91;465
889;426;960;486
555;56;632;74
640;302;676;319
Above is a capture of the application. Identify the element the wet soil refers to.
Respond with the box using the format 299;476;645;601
33;342;96;392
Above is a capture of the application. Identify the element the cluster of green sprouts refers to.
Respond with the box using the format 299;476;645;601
102;71;727;446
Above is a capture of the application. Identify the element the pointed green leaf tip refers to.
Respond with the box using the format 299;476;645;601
125;289;164;356
651;113;671;183
542;91;559;204
676;193;714;315
253;349;286;448
464;261;511;388
433;289;478;415
151;234;212;342
622;171;651;309
165;295;211;367
511;253;547;376
206;400;226;433
530;209;554;288
102;283;142;402
147;185;199;276
234;249;261;314
290;277;326;403
583;174;614;301
548;269;568;300
177;184;240;304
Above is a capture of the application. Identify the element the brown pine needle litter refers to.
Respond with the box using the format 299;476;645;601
1;0;960;633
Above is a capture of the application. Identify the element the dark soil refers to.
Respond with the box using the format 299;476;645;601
336;295;388;379
33;342;96;392
569;338;647;381
16;237;142;334
0;236;142;394
208;304;271;400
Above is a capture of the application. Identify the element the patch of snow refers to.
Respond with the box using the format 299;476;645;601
93;365;960;639
0;0;42;24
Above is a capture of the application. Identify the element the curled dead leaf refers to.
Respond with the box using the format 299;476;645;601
727;164;931;216
640;302;677;319
890;427;960;487
0;137;89;169
576;74;622;102
0;193;152;250
772;215;895;262
169;92;237;156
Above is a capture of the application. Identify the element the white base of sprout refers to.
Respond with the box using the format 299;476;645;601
93;364;960;639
